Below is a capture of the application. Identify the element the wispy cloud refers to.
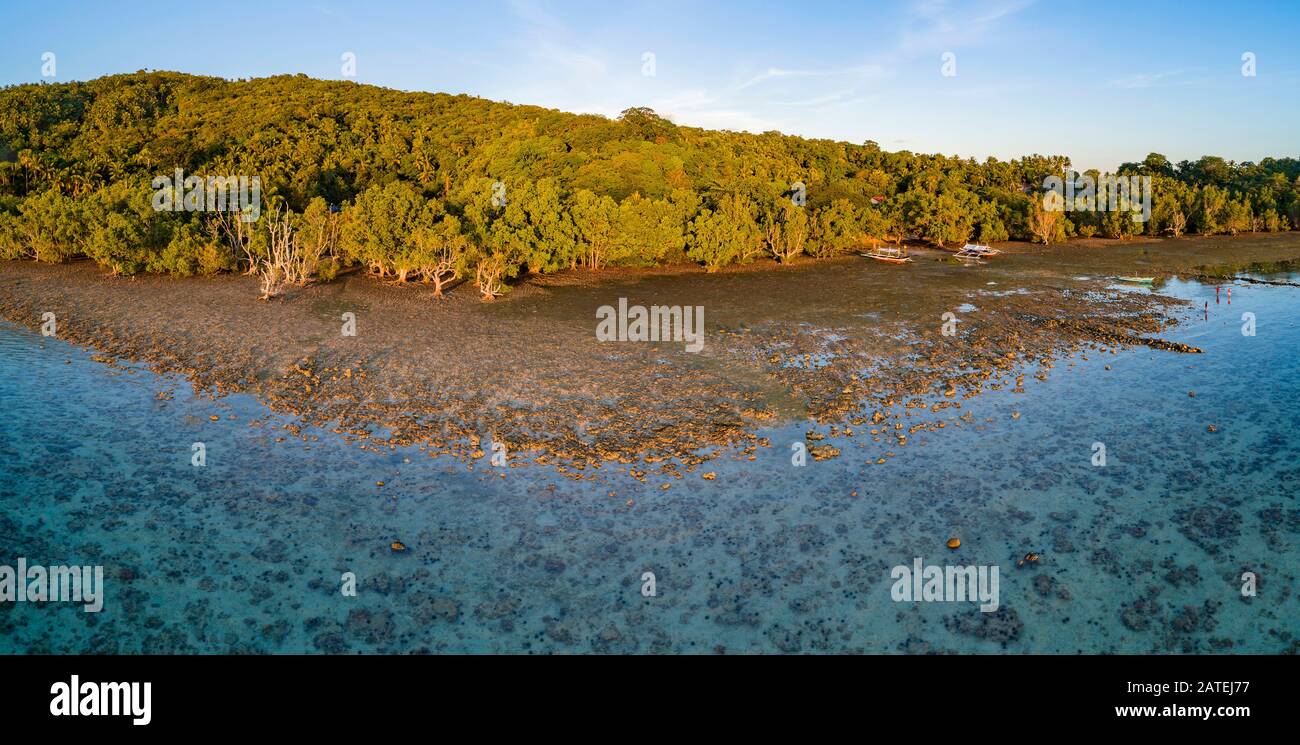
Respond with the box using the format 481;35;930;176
767;90;860;108
897;0;1036;58
646;89;782;133
507;0;608;81
735;64;886;91
1105;70;1183;89
670;109;783;133
493;0;1033;138
937;84;1014;98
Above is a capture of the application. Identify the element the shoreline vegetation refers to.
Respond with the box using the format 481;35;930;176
1;71;1299;301
4;72;1300;474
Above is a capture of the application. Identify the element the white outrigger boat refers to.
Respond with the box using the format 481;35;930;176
951;243;999;264
859;245;912;264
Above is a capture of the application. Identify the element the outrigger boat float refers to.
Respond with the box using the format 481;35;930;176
952;243;999;264
860;245;912;264
958;243;1000;256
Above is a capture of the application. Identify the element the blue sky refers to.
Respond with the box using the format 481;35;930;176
2;0;1297;171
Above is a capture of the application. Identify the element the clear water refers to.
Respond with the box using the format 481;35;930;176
1;276;1297;654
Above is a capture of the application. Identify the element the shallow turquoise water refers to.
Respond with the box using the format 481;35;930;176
1;276;1297;653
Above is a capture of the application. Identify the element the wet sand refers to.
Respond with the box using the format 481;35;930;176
2;233;1299;474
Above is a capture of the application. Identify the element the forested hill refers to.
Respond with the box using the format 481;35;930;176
0;71;1069;208
1;71;1297;298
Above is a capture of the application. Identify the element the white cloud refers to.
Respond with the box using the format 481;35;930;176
735;64;886;91
767;90;859;108
1104;71;1183;89
667;108;783;134
507;0;608;82
490;0;1034;145
897;0;1036;58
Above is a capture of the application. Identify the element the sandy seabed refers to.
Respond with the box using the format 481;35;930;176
2;233;1299;654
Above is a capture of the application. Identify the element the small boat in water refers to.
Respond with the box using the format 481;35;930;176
1115;276;1155;284
952;246;989;264
860;245;912;264
959;243;1000;256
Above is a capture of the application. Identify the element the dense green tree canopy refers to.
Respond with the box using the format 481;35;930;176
0;72;1295;296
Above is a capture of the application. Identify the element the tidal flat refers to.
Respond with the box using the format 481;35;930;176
1;233;1298;653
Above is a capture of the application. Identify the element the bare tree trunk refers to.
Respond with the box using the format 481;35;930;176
475;258;505;300
1171;211;1186;237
